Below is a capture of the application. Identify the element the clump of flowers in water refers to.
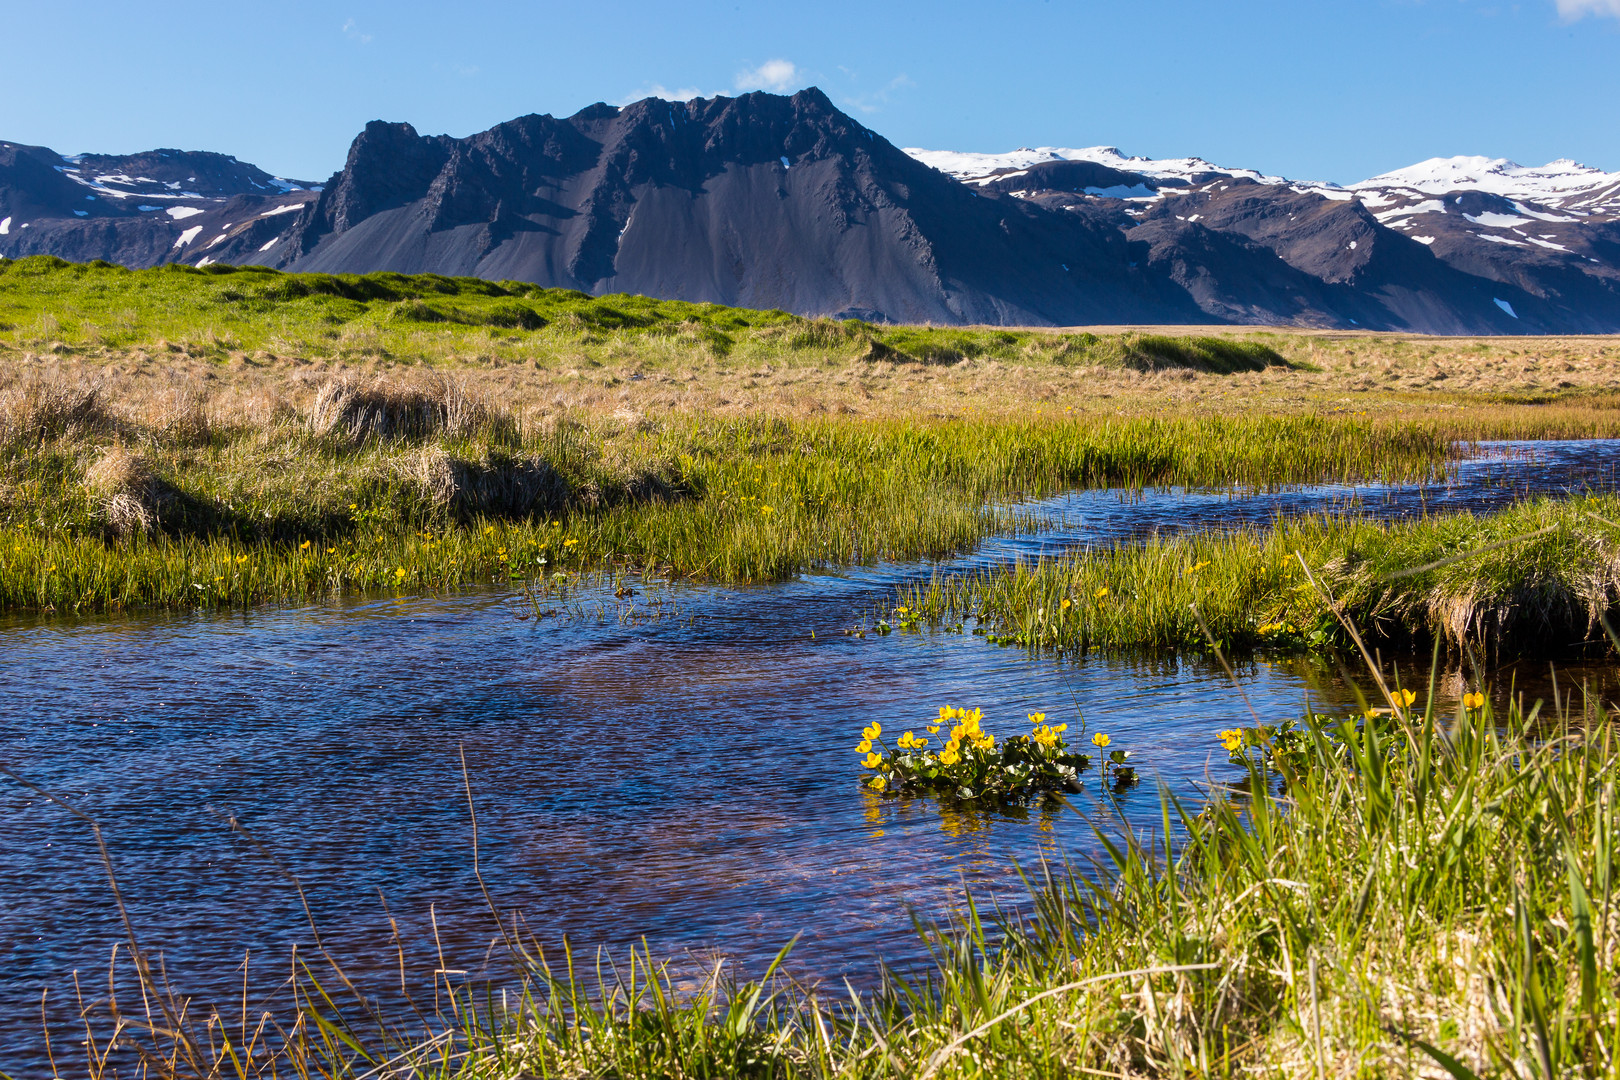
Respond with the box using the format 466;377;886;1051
857;706;1136;801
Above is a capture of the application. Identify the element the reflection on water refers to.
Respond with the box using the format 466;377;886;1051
2;439;1618;1065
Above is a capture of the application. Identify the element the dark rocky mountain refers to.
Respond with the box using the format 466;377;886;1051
4;91;1617;333
257;90;1203;325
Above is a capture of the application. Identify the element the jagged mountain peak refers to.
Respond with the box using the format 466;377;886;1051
3;91;1617;334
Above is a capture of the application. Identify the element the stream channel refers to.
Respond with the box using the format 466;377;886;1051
3;439;1620;1064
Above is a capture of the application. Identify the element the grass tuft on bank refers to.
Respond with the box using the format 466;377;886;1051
906;495;1620;659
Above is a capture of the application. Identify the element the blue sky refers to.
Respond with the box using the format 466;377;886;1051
4;0;1615;185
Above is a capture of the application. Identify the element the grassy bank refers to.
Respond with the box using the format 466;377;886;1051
7;260;1620;425
1;364;1474;612
903;495;1620;659
0;257;1289;374
65;676;1619;1078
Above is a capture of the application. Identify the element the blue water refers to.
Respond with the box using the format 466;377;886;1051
2;439;1617;1067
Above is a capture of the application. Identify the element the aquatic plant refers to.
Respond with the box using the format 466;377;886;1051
857;706;1135;800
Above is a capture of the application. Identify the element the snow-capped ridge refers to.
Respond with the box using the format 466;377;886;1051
1352;155;1620;211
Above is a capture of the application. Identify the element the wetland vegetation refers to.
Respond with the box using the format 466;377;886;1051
7;259;1620;1077
904;494;1620;661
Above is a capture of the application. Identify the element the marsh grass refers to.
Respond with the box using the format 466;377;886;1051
31;662;1618;1078
0;364;1473;611
906;495;1620;659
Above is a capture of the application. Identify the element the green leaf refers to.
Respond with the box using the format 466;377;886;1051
1407;1037;1483;1080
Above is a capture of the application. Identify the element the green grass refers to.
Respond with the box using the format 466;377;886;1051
902;495;1620;659
0;257;1290;372
59;669;1620;1078
0;395;1467;612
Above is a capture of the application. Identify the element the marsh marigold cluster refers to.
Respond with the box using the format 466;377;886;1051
855;705;1132;801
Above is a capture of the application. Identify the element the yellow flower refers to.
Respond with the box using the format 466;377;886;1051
894;606;908;615
926;724;940;734
864;752;882;769
1091;732;1111;749
1394;689;1417;708
1218;728;1245;753
299;540;311;550
760;505;774;514
43;565;56;573
856;739;872;754
1055;723;1067;732
870;775;887;791
564;538;578;547
349;503;359;511
326;547;336;554
395;567;406;578
1060;598;1072;610
1029;712;1046;726
1184;560;1210;575
1094;586;1109;599
1463;691;1485;710
939;747;960;766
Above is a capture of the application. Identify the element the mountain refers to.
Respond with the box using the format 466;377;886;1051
0;140;318;268
911;146;1620;333
3;92;1617;333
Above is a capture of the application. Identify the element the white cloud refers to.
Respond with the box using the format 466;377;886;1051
615;84;712;105
341;18;373;44
734;59;801;94
616;58;804;106
841;74;915;115
1554;0;1620;19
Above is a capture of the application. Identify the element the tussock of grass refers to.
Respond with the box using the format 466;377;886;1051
307;371;511;443
908;495;1620;658
55;675;1619;1077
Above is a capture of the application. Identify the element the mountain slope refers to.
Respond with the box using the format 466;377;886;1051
0;139;317;268
3;94;1616;333
916;145;1620;333
253;90;1202;326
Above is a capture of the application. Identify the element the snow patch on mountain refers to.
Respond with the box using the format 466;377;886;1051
1353;156;1620;211
904;145;1290;189
908;146;1618;219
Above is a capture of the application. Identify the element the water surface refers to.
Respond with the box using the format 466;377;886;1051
3;439;1618;1065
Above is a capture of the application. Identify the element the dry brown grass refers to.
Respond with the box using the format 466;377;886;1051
83;445;170;538
3;327;1620;438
